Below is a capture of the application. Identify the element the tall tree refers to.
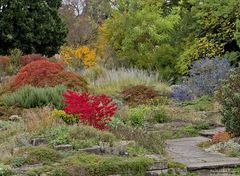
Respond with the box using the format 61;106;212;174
0;0;67;56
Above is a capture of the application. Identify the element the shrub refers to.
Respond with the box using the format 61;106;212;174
171;85;194;101
63;90;117;130
186;58;231;97
52;109;79;125
11;60;88;91
2;85;66;109
19;54;47;66
121;85;158;105
0;164;12;176
217;68;240;136
125;105;151;126
153;110;169;123
60;46;97;69
212;132;232;143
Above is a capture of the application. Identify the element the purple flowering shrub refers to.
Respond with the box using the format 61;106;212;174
172;58;231;101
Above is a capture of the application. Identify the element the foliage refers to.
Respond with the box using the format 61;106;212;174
183;96;213;111
212;132;232;143
60;46;97;69
217;68;240;136
153;109;169;123
90;67;170;95
0;0;67;56
121;85;158;105
236;20;240;48
171;85;194;101
52;109;79;125
0;164;12;176
12;146;61;165
105;0;180;79
11;60;88;91
177;0;240;75
53;152;153;176
2;85;66;109
19;54;47;66
63;90;117;130
185;58;231;97
125;105;151;127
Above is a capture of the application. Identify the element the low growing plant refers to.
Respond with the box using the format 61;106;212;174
2;85;66;109
52;109;79;125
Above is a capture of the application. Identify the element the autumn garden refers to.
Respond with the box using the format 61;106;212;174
0;0;240;175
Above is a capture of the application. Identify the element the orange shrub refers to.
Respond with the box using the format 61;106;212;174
212;131;232;143
11;60;88;91
20;54;47;66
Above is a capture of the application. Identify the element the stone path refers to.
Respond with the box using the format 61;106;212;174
166;136;240;171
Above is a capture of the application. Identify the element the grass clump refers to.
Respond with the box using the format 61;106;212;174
53;152;154;176
1;85;66;109
0;164;12;176
183;96;213;111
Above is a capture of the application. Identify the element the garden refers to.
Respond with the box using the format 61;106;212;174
0;0;240;176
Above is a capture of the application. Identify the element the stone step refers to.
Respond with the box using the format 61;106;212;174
199;127;225;138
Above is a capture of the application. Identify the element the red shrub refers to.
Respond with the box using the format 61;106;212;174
212;132;232;143
63;90;117;130
0;56;10;72
20;54;47;66
11;60;88;91
121;85;158;105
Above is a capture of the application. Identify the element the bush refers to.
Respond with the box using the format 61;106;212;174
11;60;88;91
121;85;158;105
19;54;47;66
217;68;240;136
186;58;231;97
171;85;194;101
0;164;12;176
125;105;151;126
2;85;66;109
63;90;117;130
52;109;79;125
153;110;169;123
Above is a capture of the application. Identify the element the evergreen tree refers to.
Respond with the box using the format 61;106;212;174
0;0;67;56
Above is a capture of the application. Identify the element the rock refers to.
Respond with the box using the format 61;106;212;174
148;162;168;171
9;115;22;122
78;146;102;154
30;137;48;146
105;140;135;155
54;144;73;151
145;169;168;176
199;127;226;138
145;154;163;161
119;151;129;157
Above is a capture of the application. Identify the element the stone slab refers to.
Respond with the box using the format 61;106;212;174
199;127;225;138
166;136;240;171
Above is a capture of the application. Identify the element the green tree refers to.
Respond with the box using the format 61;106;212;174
235;20;240;48
0;0;67;56
176;0;240;75
105;0;180;79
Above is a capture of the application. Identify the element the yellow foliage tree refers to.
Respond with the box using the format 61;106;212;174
60;46;97;69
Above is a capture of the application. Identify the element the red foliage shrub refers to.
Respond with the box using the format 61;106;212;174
0;56;10;72
212;132;232;143
121;85;158;105
20;54;47;66
11;60;88;91
63;90;117;130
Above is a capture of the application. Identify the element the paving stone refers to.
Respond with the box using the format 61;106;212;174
199;127;225;138
166;136;240;171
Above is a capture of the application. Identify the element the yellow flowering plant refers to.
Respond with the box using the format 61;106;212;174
60;46;97;69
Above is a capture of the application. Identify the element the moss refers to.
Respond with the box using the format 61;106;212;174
53;152;154;176
12;146;61;165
